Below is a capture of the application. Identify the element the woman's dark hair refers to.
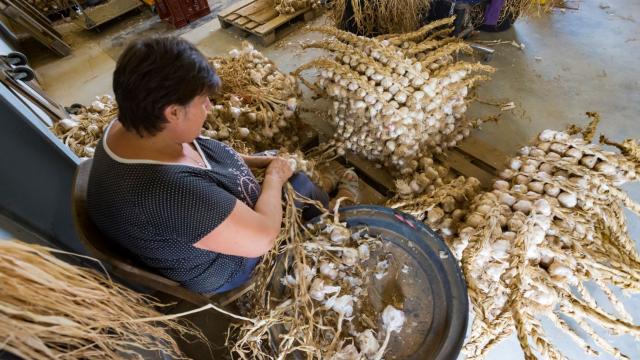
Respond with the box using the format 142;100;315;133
113;36;220;137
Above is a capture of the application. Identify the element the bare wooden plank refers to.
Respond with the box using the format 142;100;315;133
225;13;240;21
236;0;271;16
218;0;254;17
359;180;387;205
437;151;494;189
253;6;308;35
234;16;250;25
341;152;395;196
245;21;260;29
298;125;319;151
455;137;507;173
248;7;278;23
218;17;232;28
260;31;277;46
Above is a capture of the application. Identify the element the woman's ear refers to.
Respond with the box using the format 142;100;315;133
163;104;182;125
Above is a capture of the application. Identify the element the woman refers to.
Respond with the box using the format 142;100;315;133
87;37;357;295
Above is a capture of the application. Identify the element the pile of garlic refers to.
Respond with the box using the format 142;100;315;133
231;202;408;360
206;42;302;152
294;20;493;178
274;0;321;15
50;95;117;158
450;124;640;359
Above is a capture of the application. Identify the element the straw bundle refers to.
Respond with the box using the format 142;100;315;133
470;0;555;28
331;0;433;36
0;240;204;359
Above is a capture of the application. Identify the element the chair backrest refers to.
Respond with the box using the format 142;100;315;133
71;159;210;306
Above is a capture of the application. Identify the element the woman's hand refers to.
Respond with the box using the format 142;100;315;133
265;158;293;185
241;154;275;169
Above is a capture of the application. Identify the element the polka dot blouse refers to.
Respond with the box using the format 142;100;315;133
87;127;261;293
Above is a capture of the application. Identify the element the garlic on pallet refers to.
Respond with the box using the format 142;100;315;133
294;23;493;180
205;42;302;153
274;0;321;15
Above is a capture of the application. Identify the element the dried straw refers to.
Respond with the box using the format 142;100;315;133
0;240;208;360
331;0;433;36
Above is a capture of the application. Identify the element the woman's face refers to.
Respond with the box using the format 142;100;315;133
178;94;212;141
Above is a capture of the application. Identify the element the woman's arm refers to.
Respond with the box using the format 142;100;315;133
194;158;293;257
241;154;275;169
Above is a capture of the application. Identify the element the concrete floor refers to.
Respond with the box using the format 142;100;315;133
12;0;640;358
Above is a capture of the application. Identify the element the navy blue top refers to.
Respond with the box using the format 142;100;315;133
87;129;260;293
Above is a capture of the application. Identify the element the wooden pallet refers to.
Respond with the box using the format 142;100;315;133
217;0;320;46
337;136;509;198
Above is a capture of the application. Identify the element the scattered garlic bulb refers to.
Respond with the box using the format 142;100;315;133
51;95;117;158
357;329;380;358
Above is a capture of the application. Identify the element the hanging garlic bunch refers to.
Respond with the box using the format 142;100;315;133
451;119;640;360
206;42;302;153
50;95;117;158
294;20;493;178
274;0;321;15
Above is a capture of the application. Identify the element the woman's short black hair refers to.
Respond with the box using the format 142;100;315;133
113;36;220;137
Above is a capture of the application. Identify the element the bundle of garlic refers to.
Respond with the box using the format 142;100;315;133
294;20;493;178
251;150;317;185
206;42;302;152
229;187;406;359
390;175;482;244
50;95;117;158
451;121;640;359
274;0;321;15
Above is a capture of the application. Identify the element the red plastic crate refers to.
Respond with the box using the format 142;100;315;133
182;0;210;22
156;0;210;28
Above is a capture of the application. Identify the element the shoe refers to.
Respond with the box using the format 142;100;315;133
331;169;360;207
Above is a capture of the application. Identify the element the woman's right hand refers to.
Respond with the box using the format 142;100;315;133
265;157;293;184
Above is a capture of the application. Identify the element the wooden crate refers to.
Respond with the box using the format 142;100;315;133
217;0;321;46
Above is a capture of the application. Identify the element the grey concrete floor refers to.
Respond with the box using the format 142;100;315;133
12;0;640;358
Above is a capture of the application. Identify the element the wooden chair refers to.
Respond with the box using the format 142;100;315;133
71;159;250;307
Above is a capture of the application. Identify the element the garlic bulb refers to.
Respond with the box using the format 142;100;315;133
357;329;380;358
330;226;351;244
